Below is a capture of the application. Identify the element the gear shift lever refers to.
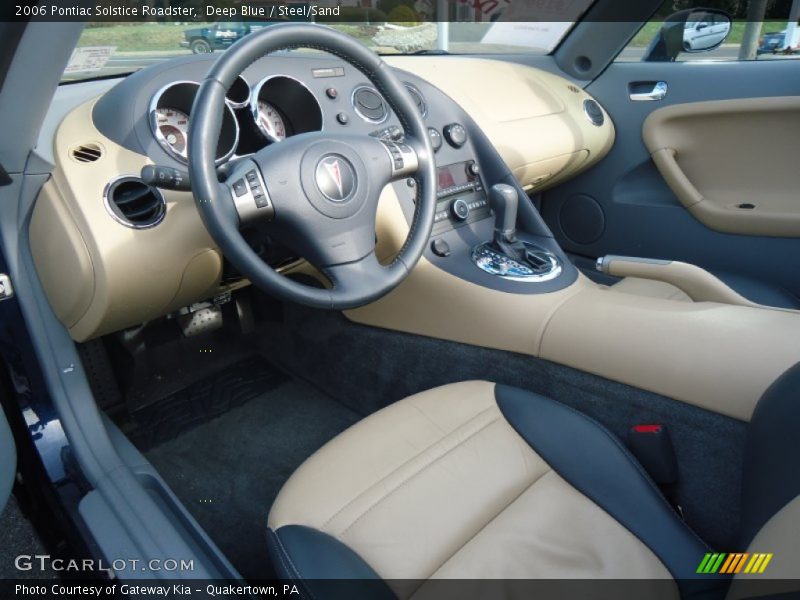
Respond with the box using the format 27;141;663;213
472;183;562;281
489;183;527;262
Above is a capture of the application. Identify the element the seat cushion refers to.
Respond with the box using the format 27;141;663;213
268;382;713;597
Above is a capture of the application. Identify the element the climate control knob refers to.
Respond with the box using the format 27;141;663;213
444;123;468;148
451;198;470;221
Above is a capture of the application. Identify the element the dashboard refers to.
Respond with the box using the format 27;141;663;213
30;52;615;342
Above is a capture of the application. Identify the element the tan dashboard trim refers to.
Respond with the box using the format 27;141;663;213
30;99;222;341
385;56;615;191
644;96;800;237
29;181;95;328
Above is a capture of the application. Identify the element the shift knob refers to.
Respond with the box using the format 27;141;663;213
489;183;519;240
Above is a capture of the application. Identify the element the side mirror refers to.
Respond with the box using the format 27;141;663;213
643;8;732;62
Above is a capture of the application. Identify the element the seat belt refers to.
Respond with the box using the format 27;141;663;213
627;424;683;518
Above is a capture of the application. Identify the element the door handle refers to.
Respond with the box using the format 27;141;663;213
629;81;668;101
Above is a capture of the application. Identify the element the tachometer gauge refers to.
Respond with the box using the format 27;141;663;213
154;107;189;159
256;101;287;142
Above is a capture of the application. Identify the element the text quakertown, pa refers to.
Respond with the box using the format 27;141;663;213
15;584;300;597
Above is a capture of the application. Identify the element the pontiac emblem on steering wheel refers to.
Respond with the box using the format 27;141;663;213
315;155;356;202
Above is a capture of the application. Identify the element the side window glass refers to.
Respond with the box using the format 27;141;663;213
617;0;800;62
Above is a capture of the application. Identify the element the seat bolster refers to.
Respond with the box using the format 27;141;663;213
495;385;711;583
740;362;800;546
268;525;396;599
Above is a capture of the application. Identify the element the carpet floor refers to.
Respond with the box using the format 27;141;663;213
140;374;359;580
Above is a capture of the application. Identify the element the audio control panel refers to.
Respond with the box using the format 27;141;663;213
432;159;490;235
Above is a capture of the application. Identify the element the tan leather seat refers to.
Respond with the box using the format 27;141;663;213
267;373;800;598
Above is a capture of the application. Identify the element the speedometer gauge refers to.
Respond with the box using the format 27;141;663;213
256;101;287;142
154;107;189;159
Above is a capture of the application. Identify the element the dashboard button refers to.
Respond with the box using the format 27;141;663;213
451;198;470;221
326;87;338;99
444;123;467;148
336;112;349;125
431;238;451;257
428;127;443;152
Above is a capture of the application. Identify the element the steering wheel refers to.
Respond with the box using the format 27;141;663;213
188;24;436;310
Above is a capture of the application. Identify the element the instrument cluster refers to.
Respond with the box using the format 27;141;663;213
149;74;324;164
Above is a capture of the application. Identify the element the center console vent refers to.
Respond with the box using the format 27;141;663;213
104;176;166;229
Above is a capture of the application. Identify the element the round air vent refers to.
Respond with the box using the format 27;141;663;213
405;83;427;117
104;176;166;229
70;143;103;163
583;99;605;127
352;86;387;123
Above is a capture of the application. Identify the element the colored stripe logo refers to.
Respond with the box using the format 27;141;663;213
697;552;773;574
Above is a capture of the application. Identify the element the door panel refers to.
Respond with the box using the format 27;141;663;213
540;60;800;302
643;97;800;237
0;404;15;512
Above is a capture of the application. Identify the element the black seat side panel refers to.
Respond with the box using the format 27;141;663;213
268;525;397;599
740;362;800;547
495;384;725;597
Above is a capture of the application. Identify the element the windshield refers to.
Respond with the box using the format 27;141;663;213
63;20;581;83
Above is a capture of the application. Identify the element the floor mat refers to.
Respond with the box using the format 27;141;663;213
124;356;288;450
142;377;360;580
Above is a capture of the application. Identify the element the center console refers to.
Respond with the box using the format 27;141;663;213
381;72;578;296
393;149;575;295
432;160;489;235
431;162;564;284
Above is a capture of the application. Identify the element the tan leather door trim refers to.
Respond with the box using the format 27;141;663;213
644;97;800;237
